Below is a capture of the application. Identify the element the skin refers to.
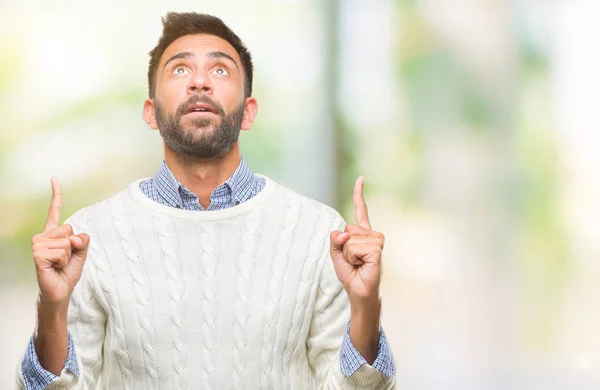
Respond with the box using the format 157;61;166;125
142;34;258;209
32;177;90;375
330;176;384;364
32;33;385;376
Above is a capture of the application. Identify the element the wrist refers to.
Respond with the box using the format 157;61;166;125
350;294;381;315
37;289;70;309
349;298;381;365
34;300;70;376
36;298;68;335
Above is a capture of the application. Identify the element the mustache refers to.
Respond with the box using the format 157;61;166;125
176;94;225;117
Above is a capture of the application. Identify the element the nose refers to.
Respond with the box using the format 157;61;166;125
187;70;213;95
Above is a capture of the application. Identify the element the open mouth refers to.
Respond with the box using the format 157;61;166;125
185;103;217;115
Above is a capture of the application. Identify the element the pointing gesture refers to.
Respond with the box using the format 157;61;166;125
330;177;385;301
44;177;63;233
32;177;91;305
353;176;372;230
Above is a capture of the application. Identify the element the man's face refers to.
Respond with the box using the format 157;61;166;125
146;34;254;160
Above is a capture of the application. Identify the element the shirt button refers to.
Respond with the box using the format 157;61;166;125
234;201;240;206
175;204;181;209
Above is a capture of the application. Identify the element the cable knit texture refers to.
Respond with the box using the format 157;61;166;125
15;175;396;389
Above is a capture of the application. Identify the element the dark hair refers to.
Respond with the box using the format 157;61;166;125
147;12;253;98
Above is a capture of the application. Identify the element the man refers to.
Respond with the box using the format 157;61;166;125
16;12;396;389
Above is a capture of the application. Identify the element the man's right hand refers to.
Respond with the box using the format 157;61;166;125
31;177;91;376
32;177;90;305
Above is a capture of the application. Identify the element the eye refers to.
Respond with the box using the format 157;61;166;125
172;66;190;76
211;67;229;76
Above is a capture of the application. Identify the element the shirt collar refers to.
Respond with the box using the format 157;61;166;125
224;157;257;204
151;157;257;208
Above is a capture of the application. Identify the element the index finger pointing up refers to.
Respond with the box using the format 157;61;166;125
353;176;371;230
44;177;62;233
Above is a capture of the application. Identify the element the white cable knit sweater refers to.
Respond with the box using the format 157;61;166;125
16;175;395;389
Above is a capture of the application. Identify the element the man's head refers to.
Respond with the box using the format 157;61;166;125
147;13;253;99
143;12;258;161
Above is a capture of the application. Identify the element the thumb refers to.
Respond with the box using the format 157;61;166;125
330;230;350;255
70;233;90;259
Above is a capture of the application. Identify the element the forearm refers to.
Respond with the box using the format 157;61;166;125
34;298;69;376
349;296;381;365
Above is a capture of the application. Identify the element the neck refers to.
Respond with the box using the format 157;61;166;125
163;143;241;209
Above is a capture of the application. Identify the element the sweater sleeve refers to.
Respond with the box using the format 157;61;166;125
15;215;107;390
306;215;396;389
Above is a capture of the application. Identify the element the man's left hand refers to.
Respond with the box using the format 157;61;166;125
330;176;384;303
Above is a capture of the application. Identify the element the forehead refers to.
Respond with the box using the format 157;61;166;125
159;33;241;67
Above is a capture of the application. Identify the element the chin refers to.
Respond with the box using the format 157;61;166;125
184;118;218;131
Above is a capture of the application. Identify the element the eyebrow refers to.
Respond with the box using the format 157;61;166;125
206;51;239;69
163;52;193;69
163;51;239;70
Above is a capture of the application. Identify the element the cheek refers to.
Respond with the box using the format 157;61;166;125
158;87;186;113
214;79;245;109
157;74;189;104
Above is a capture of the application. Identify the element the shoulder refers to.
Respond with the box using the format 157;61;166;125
63;182;137;231
264;177;346;229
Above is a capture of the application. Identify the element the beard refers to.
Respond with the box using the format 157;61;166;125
155;94;245;161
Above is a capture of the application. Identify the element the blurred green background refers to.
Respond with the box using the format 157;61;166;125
2;0;600;388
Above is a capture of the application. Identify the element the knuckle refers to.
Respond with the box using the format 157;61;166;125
64;224;74;235
60;237;71;249
346;224;358;233
33;250;46;264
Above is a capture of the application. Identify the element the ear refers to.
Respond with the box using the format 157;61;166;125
240;97;258;131
143;99;159;130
